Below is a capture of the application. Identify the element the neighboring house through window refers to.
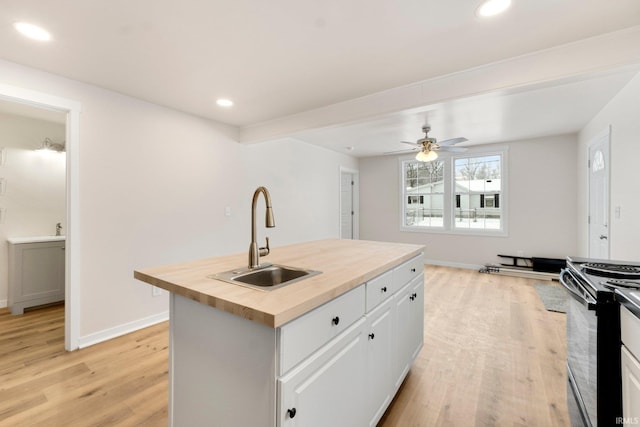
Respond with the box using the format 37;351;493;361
401;150;507;235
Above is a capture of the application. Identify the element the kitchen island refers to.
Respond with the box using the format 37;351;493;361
134;238;425;427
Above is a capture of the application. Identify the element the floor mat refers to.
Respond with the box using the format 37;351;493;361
534;282;568;313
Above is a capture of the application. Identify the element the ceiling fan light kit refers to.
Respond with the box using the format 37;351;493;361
416;150;438;162
384;125;468;161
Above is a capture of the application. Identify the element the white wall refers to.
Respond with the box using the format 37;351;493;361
0;59;357;342
359;135;578;267
578;71;640;262
0;113;66;306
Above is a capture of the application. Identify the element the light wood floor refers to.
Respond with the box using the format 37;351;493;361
0;266;569;426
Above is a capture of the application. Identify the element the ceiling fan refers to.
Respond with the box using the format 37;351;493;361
386;126;468;161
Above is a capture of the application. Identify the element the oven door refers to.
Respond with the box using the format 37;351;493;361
560;269;598;426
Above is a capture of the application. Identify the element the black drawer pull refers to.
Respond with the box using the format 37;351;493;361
381;286;387;293
368;333;375;340
332;316;340;326
409;292;418;301
287;408;297;418
411;268;416;273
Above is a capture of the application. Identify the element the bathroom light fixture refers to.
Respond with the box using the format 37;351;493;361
416;149;438;162
36;137;65;152
14;22;51;41
216;99;234;107
477;0;511;17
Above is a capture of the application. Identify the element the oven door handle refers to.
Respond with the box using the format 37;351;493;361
560;268;597;310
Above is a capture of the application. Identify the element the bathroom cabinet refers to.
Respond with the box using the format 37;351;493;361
7;237;65;314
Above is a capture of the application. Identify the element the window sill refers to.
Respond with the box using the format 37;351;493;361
400;225;508;238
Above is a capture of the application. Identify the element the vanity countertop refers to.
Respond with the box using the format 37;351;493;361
134;238;424;328
7;235;66;244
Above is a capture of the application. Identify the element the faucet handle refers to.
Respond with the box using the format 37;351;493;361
259;237;270;257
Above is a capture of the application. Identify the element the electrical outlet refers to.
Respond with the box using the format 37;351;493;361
152;286;162;297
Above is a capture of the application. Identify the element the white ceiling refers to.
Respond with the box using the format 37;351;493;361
291;67;640;157
1;0;639;155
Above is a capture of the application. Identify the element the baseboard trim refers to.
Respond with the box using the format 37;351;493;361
0;299;6;308
425;259;483;270
78;310;169;349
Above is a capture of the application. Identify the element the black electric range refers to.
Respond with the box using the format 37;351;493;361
562;257;640;426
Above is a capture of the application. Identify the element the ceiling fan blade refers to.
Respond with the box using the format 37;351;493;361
400;140;420;146
384;148;419;155
437;137;468;146
436;146;468;152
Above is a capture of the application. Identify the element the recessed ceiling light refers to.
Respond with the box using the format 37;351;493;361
216;99;234;107
14;22;51;41
477;0;511;17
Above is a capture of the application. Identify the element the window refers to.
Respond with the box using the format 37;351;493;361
403;160;445;227
400;151;506;235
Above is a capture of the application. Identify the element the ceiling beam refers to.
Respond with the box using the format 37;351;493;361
239;25;640;144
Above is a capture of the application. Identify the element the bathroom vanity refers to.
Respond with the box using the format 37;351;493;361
134;238;425;427
7;236;66;315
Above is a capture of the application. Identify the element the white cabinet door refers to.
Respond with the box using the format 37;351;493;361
278;318;367;427
393;274;424;390
366;297;394;427
622;345;640;419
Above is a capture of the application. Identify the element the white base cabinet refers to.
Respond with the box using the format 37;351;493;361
169;253;424;427
8;240;65;315
278;318;368;427
365;297;395;426
621;305;640;420
393;275;425;391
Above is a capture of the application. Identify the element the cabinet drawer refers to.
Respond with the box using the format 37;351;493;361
621;306;640;360
393;254;423;290
366;270;393;312
278;285;365;375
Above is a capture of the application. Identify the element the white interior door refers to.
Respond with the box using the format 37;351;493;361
340;171;354;239
588;131;610;259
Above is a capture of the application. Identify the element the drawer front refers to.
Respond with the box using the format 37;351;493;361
621;305;640;360
278;285;365;375
393;254;424;291
366;270;393;312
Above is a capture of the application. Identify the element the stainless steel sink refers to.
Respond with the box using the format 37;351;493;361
210;263;321;291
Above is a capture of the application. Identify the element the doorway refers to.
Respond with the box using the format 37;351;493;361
0;83;81;350
340;167;359;240
588;127;610;259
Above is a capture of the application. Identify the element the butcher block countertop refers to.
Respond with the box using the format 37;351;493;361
134;239;424;328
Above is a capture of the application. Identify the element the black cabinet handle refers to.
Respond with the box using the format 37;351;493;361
368;333;375;340
411;268;416;273
381;286;387;293
287;408;297;418
409;292;418;301
332;316;340;326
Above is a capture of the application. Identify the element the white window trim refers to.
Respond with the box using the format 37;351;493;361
399;146;509;237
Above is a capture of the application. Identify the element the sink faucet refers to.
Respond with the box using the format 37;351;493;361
249;186;275;269
56;222;63;236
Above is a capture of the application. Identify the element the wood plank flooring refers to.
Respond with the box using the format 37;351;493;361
379;266;569;426
0;266;569;426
